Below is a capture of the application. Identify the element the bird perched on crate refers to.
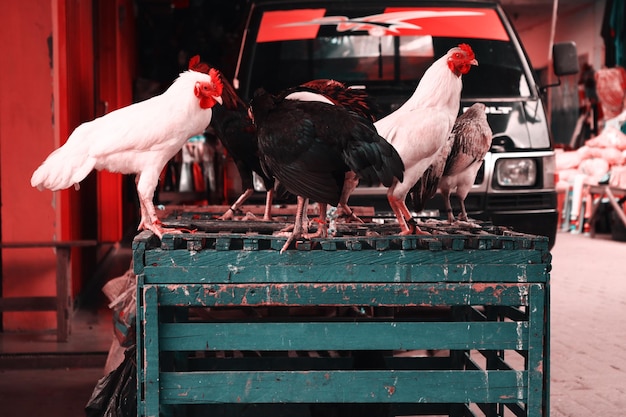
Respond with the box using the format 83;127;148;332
249;88;404;253
280;79;379;225
439;102;492;224
374;43;478;235
206;74;378;223
30;58;224;239
192;62;279;221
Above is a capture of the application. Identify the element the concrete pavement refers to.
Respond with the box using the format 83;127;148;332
549;231;626;416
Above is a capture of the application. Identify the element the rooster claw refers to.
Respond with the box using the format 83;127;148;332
279;236;294;254
398;218;430;236
142;221;196;239
279;231;304;253
241;212;259;221
453;219;481;228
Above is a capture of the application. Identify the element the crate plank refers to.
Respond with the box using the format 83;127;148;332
142;245;547;266
140;262;547;284
141;285;161;417
159;321;528;351
156;283;532;307
159;370;528;404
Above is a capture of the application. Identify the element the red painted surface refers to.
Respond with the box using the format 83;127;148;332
0;1;59;330
96;0;122;244
0;0;134;331
55;0;97;297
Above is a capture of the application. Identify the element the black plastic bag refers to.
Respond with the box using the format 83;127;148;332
85;346;137;417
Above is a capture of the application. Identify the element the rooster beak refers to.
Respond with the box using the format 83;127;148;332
471;59;479;66
214;96;223;105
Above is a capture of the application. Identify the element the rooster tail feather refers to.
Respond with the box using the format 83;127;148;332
410;166;440;212
379;139;405;186
343;135;405;188
31;147;96;191
341;119;404;187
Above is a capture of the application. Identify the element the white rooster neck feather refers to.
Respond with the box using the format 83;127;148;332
396;54;462;113
165;70;212;99
374;54;462;139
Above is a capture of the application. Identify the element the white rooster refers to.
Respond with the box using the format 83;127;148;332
31;64;223;238
374;43;477;234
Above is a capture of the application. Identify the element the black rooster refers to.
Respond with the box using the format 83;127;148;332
280;79;379;224
250;89;404;253
205;70;278;220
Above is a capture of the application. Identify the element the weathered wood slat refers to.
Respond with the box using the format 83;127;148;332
159;321;528;352
0;240;98;249
140;263;547;284
158;203;376;220
156;283;534;307
527;283;548;417
159;369;529;404
143;245;546;266
142;285;161;417
0;296;57;311
1;240;98;342
185;356;456;371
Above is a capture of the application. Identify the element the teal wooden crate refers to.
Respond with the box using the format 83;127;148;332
134;218;551;417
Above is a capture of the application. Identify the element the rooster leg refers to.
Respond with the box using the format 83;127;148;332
442;190;455;223
387;186;414;235
277;197;306;234
135;174;157;233
337;172;363;223
388;185;427;235
338;203;364;223
137;192;151;232
263;188;274;222
302;198;311;234
457;199;468;222
280;195;308;253
219;188;254;220
306;203;328;239
136;172;177;239
455;198;480;227
262;188;274;221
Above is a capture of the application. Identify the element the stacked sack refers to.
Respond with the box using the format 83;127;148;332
556;126;626;188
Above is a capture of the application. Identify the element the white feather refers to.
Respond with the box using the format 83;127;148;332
373;45;475;233
31;70;216;191
30;69;222;237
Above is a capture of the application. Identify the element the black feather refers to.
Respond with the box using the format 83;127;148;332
250;90;403;207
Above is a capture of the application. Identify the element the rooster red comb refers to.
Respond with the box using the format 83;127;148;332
208;67;224;96
188;55;223;95
188;54;211;74
458;43;475;60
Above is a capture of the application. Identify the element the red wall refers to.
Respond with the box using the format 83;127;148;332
96;0;136;243
0;0;134;331
0;1;60;330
